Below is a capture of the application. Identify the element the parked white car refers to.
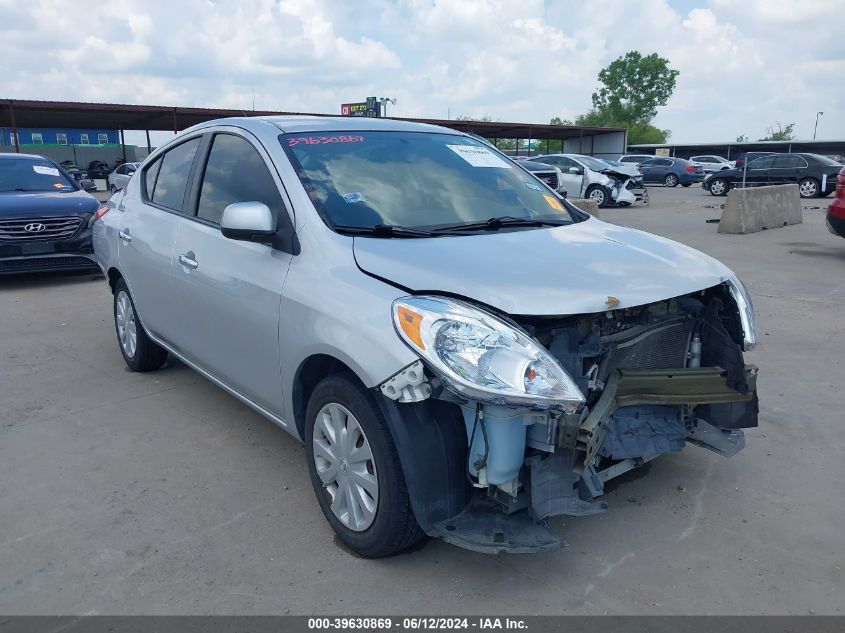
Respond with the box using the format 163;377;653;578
107;162;140;193
690;155;735;174
533;153;640;207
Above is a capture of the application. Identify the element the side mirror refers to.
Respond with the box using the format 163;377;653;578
220;202;276;242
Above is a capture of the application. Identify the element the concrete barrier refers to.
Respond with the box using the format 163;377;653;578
718;184;802;234
568;198;600;218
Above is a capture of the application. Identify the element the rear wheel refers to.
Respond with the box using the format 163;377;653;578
664;173;679;187
110;184;117;194
709;178;729;196
798;178;819;198
305;373;423;558
113;279;168;372
585;184;609;208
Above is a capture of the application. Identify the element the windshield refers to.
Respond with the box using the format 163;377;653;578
281;131;576;231
570;155;611;171
0;158;77;193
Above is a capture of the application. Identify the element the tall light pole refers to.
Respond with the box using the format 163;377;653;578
814;111;824;140
379;97;396;117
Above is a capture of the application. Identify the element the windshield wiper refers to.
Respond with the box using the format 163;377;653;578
333;223;437;238
431;215;569;233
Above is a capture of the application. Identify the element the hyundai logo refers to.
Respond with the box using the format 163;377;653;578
24;223;46;233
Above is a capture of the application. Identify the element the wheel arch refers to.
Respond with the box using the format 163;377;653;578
106;266;123;294
292;353;362;440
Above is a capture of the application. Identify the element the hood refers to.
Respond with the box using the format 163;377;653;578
599;163;641;178
353;217;733;316
519;160;555;172
0;189;99;218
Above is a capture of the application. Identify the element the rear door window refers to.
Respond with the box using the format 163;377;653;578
149;137;201;212
196;134;285;225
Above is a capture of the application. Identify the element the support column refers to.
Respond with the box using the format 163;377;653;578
9;101;20;153
145;129;152;153
120;128;126;162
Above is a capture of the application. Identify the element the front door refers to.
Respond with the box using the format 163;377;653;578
169;131;294;414
544;156;584;196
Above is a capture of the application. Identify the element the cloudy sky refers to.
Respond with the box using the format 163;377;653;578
2;0;842;144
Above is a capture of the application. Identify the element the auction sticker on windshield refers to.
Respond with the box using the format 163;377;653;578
33;165;60;177
446;145;512;168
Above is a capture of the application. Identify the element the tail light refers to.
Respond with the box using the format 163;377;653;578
684;166;696;173
837;169;845;189
92;204;110;222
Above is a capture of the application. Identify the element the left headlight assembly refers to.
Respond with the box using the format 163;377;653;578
726;275;757;351
392;296;585;411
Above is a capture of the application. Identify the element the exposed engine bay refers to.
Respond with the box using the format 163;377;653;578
379;282;758;553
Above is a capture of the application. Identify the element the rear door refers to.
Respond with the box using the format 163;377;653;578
169;129;294;413
118;136;203;342
743;155;775;187
769;154;806;186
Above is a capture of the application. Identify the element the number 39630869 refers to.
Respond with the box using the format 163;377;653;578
287;135;365;147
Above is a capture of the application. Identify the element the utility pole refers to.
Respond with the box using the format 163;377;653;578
814;111;824;140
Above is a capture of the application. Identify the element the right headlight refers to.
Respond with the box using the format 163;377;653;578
392;296;585;411
726;275;757;351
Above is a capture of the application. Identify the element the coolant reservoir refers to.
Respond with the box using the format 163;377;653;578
463;406;528;486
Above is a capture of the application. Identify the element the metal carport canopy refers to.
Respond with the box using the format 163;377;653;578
2;99;625;140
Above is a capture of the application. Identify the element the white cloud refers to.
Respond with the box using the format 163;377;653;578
1;0;843;142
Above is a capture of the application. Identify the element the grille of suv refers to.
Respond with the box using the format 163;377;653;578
0;217;83;242
536;172;559;190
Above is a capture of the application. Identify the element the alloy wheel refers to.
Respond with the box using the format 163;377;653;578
115;290;138;359
799;180;818;197
312;402;379;532
710;180;727;195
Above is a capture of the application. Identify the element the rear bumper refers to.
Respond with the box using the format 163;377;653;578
0;233;98;274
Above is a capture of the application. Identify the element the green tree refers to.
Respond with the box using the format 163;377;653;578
736;134;748;142
573;109;671;145
592;51;679;124
758;122;795;141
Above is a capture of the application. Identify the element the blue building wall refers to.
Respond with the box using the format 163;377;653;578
0;127;119;146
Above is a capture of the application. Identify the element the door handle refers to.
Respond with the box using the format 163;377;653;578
118;229;132;243
178;253;198;270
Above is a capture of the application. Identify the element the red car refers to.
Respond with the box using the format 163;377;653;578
827;166;845;238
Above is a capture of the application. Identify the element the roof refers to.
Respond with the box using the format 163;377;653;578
630;139;845;148
0;152;46;161
1;99;626;141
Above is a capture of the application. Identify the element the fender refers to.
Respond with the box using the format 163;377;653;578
373;394;470;532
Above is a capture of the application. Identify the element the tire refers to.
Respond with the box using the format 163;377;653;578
110;184;117;194
585;184;609;208
709;178;729;196
305;373;424;558
664;173;679;187
798;178;820;198
113;279;168;372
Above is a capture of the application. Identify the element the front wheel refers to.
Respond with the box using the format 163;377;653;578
664;173;679;187
798;178;820;198
585;184;609;208
113;279;168;372
305;373;423;558
709;178;729;196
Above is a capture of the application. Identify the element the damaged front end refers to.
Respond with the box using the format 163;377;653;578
599;166;647;206
379;279;758;554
